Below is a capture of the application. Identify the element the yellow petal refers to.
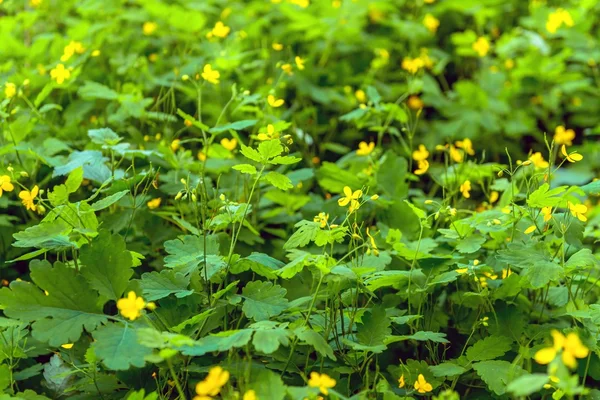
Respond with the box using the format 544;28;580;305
534;347;557;365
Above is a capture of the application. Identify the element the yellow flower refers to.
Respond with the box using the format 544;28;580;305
91;49;101;57
201;64;220;84
0;175;15;197
117;291;146;321
401;57;425;74
171;139;181;151
308;372;336;395
449;145;463;163
221;138;238;151
355;89;366;104
147;198;161;209
356;141;375;156
414;159;429;175
61;41;85;62
407;95;424;110
194;366;230;399
554;125;575;145
19;185;39;211
472;37;490;57
268;94;285;107
61;343;74;349
4;82;16;99
529;152;549;169
546;9;574;33
398;374;405;388
289;0;310;8
257;124;279;141
414;374;432;394
560;145;583;163
243;390;257;400
524;225;537;234
50;64;71;84
423;14;440;33
29;0;42;7
338;186;362;212
534;330;588;369
295;56;305;70
568;201;587;222
281;63;293;75
502;268;512;279
142;22;158;36
490;191;499;204
460;180;471;198
455;138;475;156
198;151;207;161
412;144;429;161
313;212;329;228
207;21;231;39
542;206;552;222
272;42;284;51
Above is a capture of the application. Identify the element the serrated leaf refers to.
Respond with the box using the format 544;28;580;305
242;281;289;321
91;190;129;211
231;252;284;279
12;220;73;250
251;323;290;354
270;155;302;165
88;128;122;146
264;171;293;190
283;220;320;250
385;331;449;345
80;231;133;300
356;307;391;348
178;330;253;356
473;360;525;395
65;167;84;193
295;327;336;360
527;183;567;208
506;374;549;396
522;260;562;289
240;144;262;163
0;260;106;346
456;235;485;253
232;164;257;175
466;335;513;362
163;235;222;276
429;362;466;377
78;81;119;100
140;270;193;301
171;309;215;334
93;324;150;370
258;140;283;161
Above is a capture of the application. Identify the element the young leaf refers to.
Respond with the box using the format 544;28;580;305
240;144;263;163
264;171;293;190
295;327;336;360
283;220;320;250
232;164;257;175
258;140;283;161
269;155;302;165
242;281;289;321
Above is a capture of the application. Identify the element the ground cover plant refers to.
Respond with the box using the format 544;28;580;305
1;0;600;398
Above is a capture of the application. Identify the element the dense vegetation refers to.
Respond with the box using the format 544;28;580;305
1;0;600;399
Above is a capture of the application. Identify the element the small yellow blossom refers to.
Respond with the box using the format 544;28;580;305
50;64;71;84
490;191;499;204
243;390;257;400
529;152;549;169
412;144;429;161
338;186;362;212
542;206;552;222
546;9;574;34
257;124;279;141
401;57;425;74
281;63;293;75
314;212;329;228
524;225;537;234
455;138;475;156
201;64;220;84
61;41;85;62
568;201;587;222
19;185;39;211
472;37;490;57
554;125;575;145
407;95;424;110
207;21;231;39
268;94;285;107
295;56;305;70
560;145;583;163
289;0;309;8
398;374;405;388
449;145;463;163
142;22;158;36
194;366;230;400
423;14;440;33
4;82;16;99
414;159;429;175
0;175;14;197
505;59;515;69
414;374;432;394
502;268;512;279
221;138;238;151
91;49;101;57
147;198;161;209
272;42;284;51
460;180;471;198
117;291;146;321
198;151;207;161
356;141;375;156
355;89;366;104
308;372;336;395
534;330;588;369
30;0;42;7
171;139;181;151
61;343;74;349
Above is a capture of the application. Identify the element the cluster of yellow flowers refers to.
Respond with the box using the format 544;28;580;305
398;373;432;394
207;21;231;39
401;49;433;74
546;8;574;34
4;82;17;99
423;14;440;33
534;330;588;369
472;37;490;57
60;41;85;62
281;56;305;76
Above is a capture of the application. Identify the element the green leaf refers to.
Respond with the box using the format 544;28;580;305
240;144;263;163
429;362;466;377
506;374;549;396
209;119;257;133
264;171;293;190
171;309;215;334
65;167;84;193
316;162;363;193
270;155;302;165
456;235;486;253
466;335;513;362
78;81;119;100
163;235;222;276
88;128;122;146
0;260;106;346
80;231;133;300
295;327;336;360
251;322;291;354
248;369;286;400
527;183;567;208
522;260;562;289
232;164;257;175
472;360;525;396
231;253;284;279
91;190;129;211
0;364;10;391
12;220;73;250
242;281;289;321
385;331;449;345
258;140;283;161
283;220;320;250
92;324;150;370
178;330;253;356
581;180;600;196
356;307;391;348
140;270;193;301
